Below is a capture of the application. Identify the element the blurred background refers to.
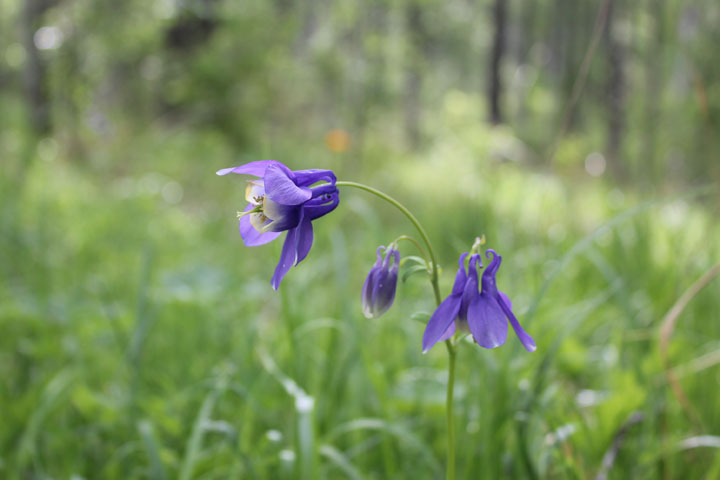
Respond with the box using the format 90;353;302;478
1;0;719;478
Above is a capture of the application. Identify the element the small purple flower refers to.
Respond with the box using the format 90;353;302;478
422;249;536;353
361;245;400;318
217;160;339;289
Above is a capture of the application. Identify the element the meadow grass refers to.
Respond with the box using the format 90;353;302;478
1;129;719;479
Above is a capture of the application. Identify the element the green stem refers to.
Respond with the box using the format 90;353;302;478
445;341;456;480
336;180;456;480
394;235;430;267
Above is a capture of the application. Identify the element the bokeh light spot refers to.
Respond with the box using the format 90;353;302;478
585;152;606;177
324;128;350;153
34;26;63;50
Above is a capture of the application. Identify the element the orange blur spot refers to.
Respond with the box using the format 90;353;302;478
324;129;350;153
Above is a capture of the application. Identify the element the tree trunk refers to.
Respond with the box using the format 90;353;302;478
604;0;625;178
404;0;427;149
488;0;507;124
22;0;51;135
644;0;665;183
295;0;317;56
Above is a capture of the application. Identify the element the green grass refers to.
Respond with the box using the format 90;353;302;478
1;127;719;479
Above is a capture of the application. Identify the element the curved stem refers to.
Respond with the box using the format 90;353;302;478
394;235;430;267
336;181;442;305
337;180;456;480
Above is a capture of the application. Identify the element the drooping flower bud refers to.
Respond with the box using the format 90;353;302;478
361;245;400;318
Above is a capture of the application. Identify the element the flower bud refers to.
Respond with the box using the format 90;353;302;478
361;245;400;318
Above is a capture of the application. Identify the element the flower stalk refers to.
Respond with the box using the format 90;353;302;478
335;180;456;480
445;341;456;480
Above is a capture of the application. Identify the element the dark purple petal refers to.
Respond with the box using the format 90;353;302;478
216;160;281;177
293;210;314;265
422;293;462;353
362;246;399;319
367;268;390;316
498;291;512;310
361;267;383;318
304;191;340;220
481;249;535;352
271;228;298;290
436;321;456;343
497;296;536;352
238;205;282;246
481;250;501;293
293;169;337;186
389;248;400;271
309;184;337;198
361;247;385;318
370;248;399;317
264;164;312;206
270;208;316;290
450;253;470;296
459;254;481;322
467;293;508;349
262;199;301;232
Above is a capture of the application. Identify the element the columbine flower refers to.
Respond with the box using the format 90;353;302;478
422;250;536;353
361;245;400;318
217;160;339;289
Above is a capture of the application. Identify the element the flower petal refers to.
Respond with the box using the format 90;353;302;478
467;293;508;349
481;250;501;293
271;228;298;290
361;247;385;318
459;254;480;322
422;294;462;353
293;210;314;265
249;212;272;232
239;205;281;246
450;253;469;296
436;321;456;343
304;191;340;220
264;164;312;206
245;180;265;204
368;248;398;318
497;296;536;352
216;160;280;177
262;197;301;232
498;291;512;310
367;268;390;317
293;169;337;187
361;267;381;318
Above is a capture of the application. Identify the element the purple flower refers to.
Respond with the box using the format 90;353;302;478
422;250;536;353
361;245;400;318
217;160;339;289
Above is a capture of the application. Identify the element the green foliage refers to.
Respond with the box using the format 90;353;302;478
2;0;720;478
1;125;719;478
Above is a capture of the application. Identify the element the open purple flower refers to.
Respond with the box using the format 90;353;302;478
217;160;339;289
422;250;536;353
361;245;400;318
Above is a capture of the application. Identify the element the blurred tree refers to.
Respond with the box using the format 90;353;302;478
0;0;718;187
488;0;506;124
643;0;665;183
21;0;57;135
165;14;218;51
603;0;626;179
404;0;429;149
